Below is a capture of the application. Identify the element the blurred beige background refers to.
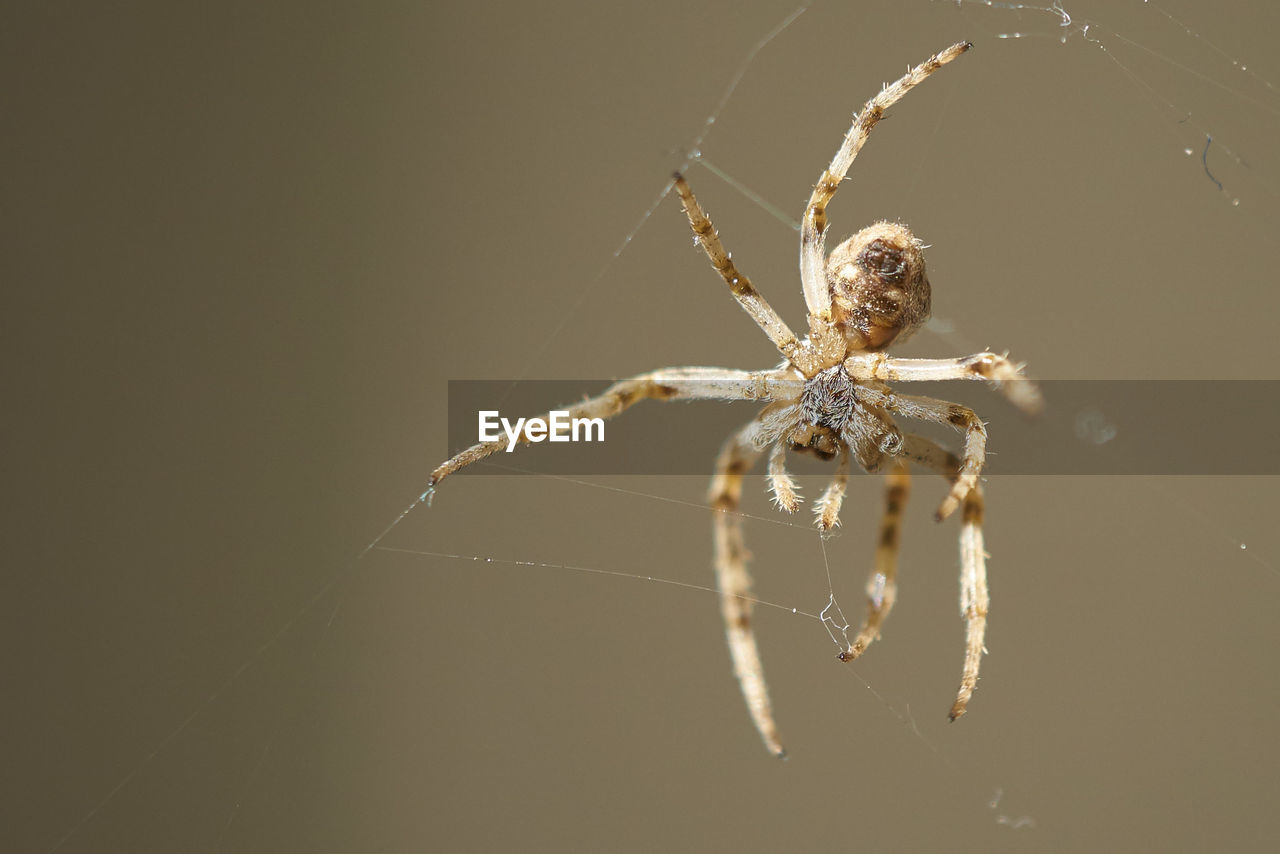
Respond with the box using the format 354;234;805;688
6;1;1279;852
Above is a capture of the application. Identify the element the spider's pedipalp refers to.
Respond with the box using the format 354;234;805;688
813;448;851;531
767;441;802;513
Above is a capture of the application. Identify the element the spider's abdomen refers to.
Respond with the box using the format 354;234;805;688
826;221;931;351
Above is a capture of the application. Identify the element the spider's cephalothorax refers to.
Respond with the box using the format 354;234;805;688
799;364;857;432
827;221;931;352
795;364;904;471
429;42;1043;758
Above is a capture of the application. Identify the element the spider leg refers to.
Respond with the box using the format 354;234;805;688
843;351;1043;414
710;415;789;758
854;386;985;522
813;447;851;531
895;433;987;721
428;367;803;487
673;174;819;377
800;42;971;338
767;440;801;513
951;484;986;721
838;459;909;662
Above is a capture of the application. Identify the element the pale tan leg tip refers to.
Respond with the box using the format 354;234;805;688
759;732;787;758
934;500;958;523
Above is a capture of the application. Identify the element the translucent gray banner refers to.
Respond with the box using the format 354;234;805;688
443;380;1278;475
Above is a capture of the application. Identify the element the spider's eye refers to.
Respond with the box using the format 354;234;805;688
858;239;908;284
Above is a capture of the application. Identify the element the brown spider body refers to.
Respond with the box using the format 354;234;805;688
795;364;904;472
429;42;1041;757
827;222;931;352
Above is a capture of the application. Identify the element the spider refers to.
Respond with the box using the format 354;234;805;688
428;41;1041;757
